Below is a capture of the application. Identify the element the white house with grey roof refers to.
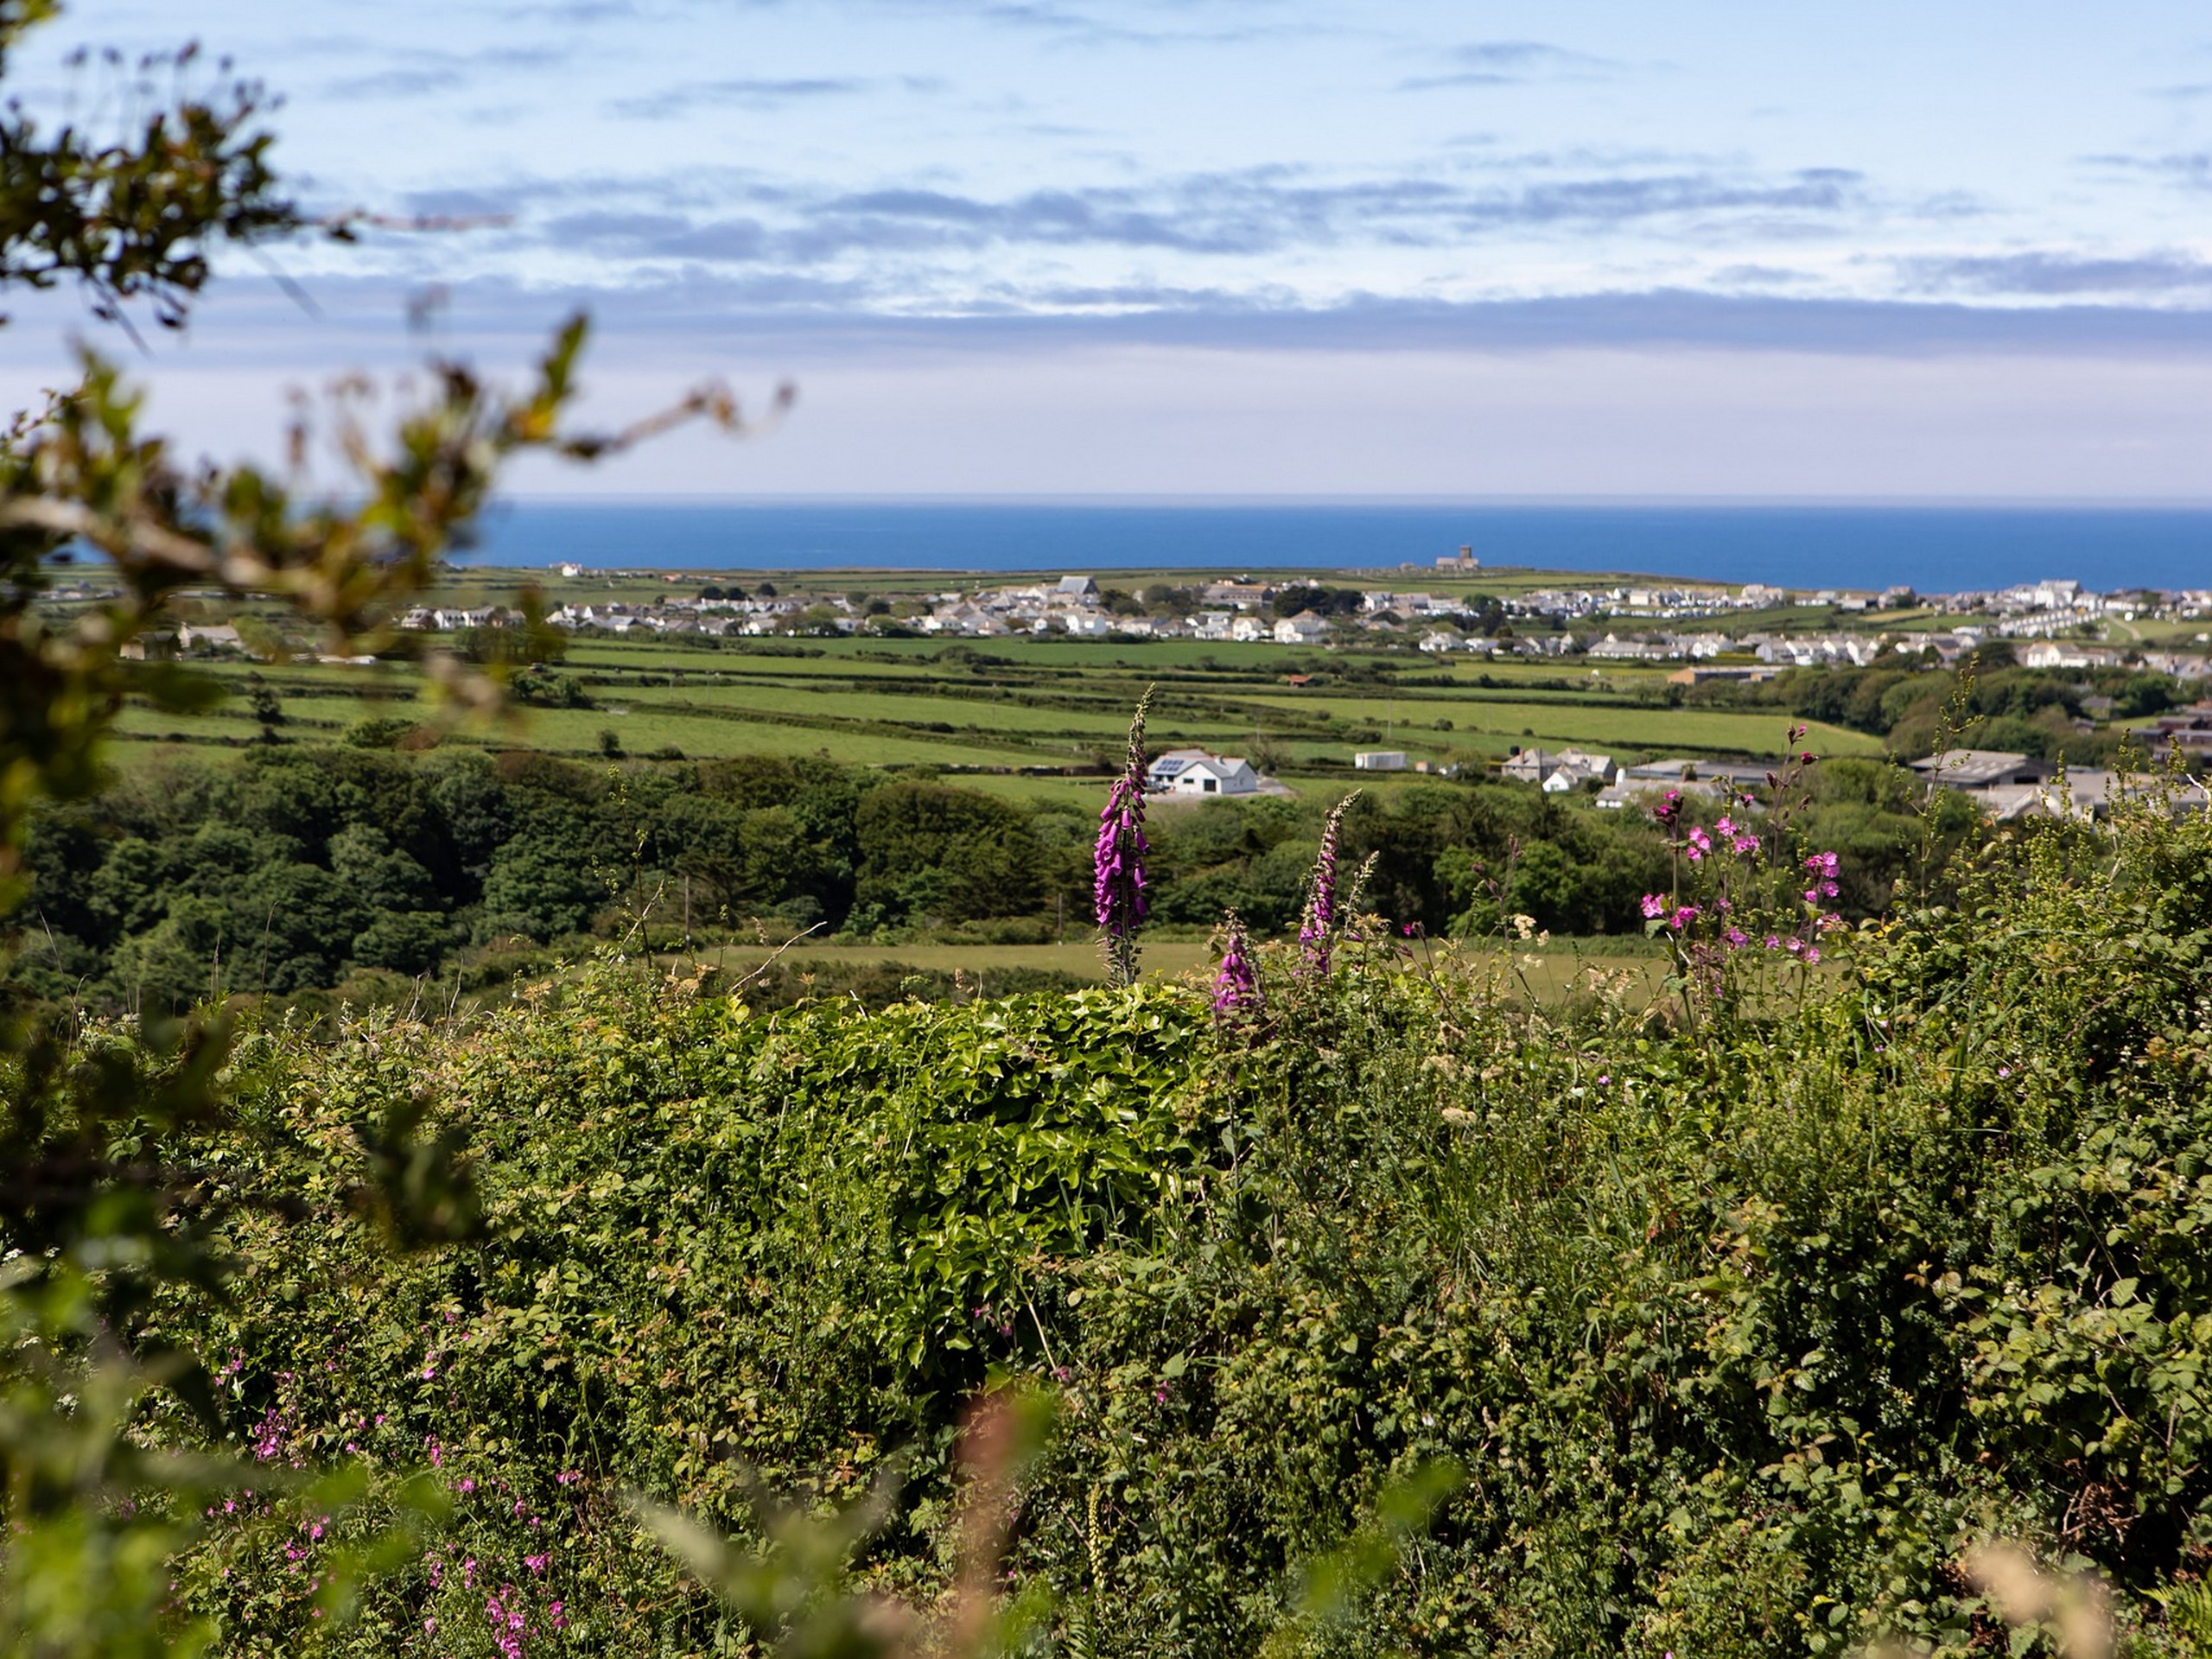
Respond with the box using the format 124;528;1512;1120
1147;748;1263;797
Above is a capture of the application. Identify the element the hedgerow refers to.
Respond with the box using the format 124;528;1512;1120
136;793;2212;1656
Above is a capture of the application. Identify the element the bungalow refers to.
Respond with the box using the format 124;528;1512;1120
1550;748;1618;785
1201;582;1274;610
1147;748;1263;797
2021;641;2122;671
1980;767;2210;822
175;623;245;653
1909;750;2054;791
1586;634;1674;661
920;604;1009;638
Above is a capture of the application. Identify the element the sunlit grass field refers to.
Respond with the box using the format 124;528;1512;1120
103;567;1877;795
667;936;1672;1002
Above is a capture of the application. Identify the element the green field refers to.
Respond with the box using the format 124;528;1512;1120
659;936;1669;1004
105;570;1872;803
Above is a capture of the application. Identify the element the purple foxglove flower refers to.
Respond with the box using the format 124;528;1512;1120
1299;791;1357;976
1211;912;1263;1024
1096;689;1154;986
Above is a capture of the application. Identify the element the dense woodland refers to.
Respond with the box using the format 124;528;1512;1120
10;740;1980;1017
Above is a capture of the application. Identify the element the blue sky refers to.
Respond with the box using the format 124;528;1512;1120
12;0;2212;499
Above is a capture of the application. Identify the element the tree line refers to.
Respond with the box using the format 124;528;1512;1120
10;741;1968;1019
1688;658;2189;761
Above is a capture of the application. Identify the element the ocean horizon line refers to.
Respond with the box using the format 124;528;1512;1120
465;499;2212;592
487;493;2212;512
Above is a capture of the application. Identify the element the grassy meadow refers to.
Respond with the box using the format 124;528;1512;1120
664;935;1668;1001
111;566;1870;815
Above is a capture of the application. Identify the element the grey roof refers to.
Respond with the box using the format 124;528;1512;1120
1910;749;2053;789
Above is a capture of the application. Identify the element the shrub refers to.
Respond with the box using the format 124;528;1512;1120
129;792;2212;1655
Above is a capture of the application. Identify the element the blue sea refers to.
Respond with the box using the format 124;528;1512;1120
467;500;2212;593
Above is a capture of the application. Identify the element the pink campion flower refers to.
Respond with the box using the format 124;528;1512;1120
1714;815;1735;837
1669;906;1699;931
1785;938;1804;955
1805;946;1822;964
1640;893;1668;920
1725;927;1750;948
1732;831;1761;855
1764;934;1782;950
1686;825;1712;861
1651;789;1683;827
